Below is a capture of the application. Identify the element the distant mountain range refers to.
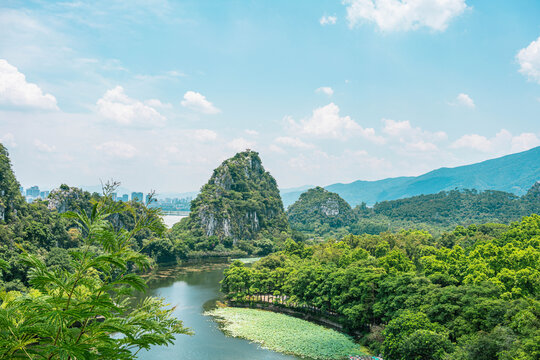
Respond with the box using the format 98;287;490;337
280;146;540;208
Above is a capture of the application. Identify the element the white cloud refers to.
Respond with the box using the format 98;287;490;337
288;103;385;143
97;86;166;127
382;119;413;137
95;141;137;159
286;149;391;180
451;129;540;153
165;145;180;155
34;139;56;153
288;154;321;171
269;144;286;153
227;137;256;152
315;86;334;96
181;91;220;114
0;133;16;147
192;129;218;142
275;136;315;149
145;98;172;108
343;149;391;169
450;134;497;152
0;59;59;110
0;9;72;70
245;129;259;136
344;0;468;32
166;70;185;77
455;93;475;108
320;15;337;25
516;36;540;84
135;70;186;81
406;140;438;152
382;119;447;153
382;119;447;141
511;133;540;152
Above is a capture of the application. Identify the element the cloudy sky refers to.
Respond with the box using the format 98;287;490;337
1;0;539;194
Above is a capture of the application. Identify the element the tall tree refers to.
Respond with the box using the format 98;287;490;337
0;185;191;359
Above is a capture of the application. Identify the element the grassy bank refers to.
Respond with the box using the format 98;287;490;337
205;307;367;360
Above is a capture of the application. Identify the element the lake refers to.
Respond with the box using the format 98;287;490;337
135;262;299;360
162;214;188;228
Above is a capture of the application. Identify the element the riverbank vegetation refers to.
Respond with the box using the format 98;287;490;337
206;307;366;360
2;143;539;359
220;216;540;360
0;182;191;359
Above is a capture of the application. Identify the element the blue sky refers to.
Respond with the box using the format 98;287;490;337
0;0;539;194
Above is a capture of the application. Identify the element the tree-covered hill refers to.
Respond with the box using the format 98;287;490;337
168;150;299;258
178;150;289;241
368;186;539;225
282;146;540;207
287;187;355;232
289;184;540;237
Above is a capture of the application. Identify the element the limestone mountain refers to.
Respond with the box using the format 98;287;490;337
287;187;355;231
183;150;288;240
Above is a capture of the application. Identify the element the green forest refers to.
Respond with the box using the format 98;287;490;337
0;145;191;358
2;145;539;360
221;217;540;360
287;185;540;239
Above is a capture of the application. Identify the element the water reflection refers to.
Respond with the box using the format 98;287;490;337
135;261;299;360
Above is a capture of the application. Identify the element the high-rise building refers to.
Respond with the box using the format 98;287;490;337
19;186;24;195
40;191;50;199
111;192;117;201
121;194;129;202
26;186;40;198
131;192;143;202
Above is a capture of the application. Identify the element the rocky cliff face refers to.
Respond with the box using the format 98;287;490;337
185;150;288;240
287;186;355;230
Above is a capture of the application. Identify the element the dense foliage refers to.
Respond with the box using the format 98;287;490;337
0;146;296;278
369;186;540;227
287;187;355;232
1;145;77;291
171;151;292;257
0;182;168;290
0;186;191;359
221;216;540;359
288;185;540;238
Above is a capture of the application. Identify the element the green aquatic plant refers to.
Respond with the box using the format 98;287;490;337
206;307;365;360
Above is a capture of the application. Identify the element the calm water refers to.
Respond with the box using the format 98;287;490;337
135;262;299;360
162;214;188;228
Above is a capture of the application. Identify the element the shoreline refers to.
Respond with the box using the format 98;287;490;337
206;306;370;360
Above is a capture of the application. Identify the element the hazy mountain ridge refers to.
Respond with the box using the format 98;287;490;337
282;146;540;208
